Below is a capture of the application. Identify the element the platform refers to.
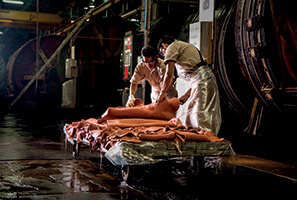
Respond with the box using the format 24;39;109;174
105;141;234;166
64;124;234;166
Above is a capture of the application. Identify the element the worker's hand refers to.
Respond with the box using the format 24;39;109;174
156;91;167;103
126;95;135;107
178;94;190;105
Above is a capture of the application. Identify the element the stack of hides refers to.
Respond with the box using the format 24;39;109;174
64;98;228;151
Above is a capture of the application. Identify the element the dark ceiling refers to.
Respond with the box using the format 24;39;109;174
1;0;77;14
0;0;97;44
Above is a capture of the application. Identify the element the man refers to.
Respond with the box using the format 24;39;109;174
126;45;177;107
157;35;221;135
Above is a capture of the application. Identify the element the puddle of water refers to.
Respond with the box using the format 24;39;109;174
0;111;149;199
0;160;148;199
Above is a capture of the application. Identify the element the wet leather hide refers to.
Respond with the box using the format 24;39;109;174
65;98;228;151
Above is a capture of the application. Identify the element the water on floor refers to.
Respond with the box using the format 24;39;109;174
0;110;296;199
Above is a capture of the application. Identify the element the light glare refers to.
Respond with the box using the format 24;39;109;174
3;0;24;5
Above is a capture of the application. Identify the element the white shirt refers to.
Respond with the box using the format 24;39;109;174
130;58;177;101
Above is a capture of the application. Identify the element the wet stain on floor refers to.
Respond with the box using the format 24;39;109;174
1;112;297;200
0;159;148;199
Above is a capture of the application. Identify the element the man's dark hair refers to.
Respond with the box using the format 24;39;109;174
157;35;174;50
141;46;158;58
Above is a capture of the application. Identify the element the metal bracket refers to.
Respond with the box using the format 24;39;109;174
245;15;261;31
261;85;274;100
248;44;266;58
38;49;53;68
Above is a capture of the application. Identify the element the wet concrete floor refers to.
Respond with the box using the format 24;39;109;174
0;110;297;199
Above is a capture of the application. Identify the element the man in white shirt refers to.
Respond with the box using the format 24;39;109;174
126;46;177;107
157;35;221;135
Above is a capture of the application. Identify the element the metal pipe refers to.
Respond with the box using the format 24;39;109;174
72;36;124;40
35;0;39;95
142;0;151;103
120;7;141;19
143;0;151;46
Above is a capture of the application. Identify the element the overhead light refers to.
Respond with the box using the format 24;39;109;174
0;32;3;35
3;0;24;5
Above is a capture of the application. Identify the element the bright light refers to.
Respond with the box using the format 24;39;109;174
3;0;24;5
0;32;3;35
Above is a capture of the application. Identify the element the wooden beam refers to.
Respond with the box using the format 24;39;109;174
0;9;63;30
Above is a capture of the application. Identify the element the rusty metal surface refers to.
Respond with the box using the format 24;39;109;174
234;0;289;111
6;35;66;106
216;1;254;115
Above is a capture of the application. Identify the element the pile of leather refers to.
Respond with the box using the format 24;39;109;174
64;98;228;151
65;117;228;151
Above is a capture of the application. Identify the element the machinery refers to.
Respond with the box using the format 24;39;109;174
119;31;145;106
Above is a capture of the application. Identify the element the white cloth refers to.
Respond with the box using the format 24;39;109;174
176;77;191;125
130;58;177;102
186;66;221;135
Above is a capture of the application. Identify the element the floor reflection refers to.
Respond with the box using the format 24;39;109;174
0;160;146;199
